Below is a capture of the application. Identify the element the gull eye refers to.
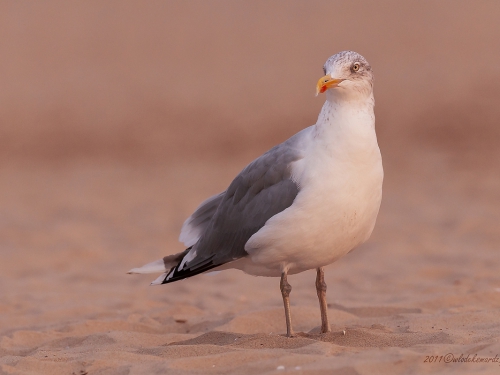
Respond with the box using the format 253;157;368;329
352;62;360;72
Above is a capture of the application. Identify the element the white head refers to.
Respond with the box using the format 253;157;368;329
316;51;374;103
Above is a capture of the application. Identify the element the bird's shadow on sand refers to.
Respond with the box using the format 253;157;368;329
168;304;452;349
168;327;452;350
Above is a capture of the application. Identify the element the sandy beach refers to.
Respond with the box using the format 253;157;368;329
1;1;500;374
2;151;499;374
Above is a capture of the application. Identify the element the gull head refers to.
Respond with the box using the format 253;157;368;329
316;51;373;101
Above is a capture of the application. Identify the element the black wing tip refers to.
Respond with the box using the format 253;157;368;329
160;258;218;285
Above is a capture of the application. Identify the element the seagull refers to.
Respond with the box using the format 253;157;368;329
128;51;383;337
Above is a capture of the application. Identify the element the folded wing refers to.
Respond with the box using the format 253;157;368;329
159;138;304;284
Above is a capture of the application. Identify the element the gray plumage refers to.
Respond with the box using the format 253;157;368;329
160;132;305;283
179;192;225;247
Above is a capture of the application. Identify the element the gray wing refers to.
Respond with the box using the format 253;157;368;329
179;192;226;247
161;137;304;283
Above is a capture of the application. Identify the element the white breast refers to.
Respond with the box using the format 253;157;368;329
240;99;383;277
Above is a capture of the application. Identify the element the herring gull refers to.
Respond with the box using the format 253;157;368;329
128;50;383;337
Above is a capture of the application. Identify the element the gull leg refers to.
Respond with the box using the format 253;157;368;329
316;267;331;333
280;271;294;337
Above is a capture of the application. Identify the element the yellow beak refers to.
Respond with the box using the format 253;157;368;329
316;75;345;96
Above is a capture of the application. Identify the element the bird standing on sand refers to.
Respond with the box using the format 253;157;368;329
129;51;383;337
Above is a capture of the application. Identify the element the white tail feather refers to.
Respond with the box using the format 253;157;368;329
150;272;168;285
127;259;166;274
128;249;190;285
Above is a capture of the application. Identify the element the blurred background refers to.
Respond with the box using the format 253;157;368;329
1;0;499;341
1;0;499;163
